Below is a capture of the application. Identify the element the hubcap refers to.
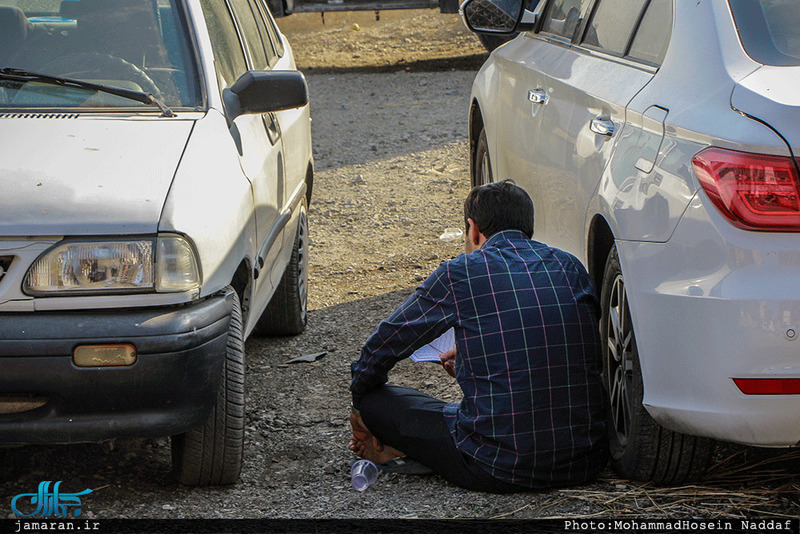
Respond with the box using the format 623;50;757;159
297;212;308;322
607;273;635;446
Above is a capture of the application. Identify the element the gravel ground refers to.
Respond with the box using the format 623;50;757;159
1;9;799;523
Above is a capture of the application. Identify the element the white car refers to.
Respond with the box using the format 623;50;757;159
462;0;800;483
0;0;313;486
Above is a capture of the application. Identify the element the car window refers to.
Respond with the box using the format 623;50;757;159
730;0;800;66
258;0;284;58
540;0;593;41
247;0;278;67
582;0;647;56
0;0;202;108
199;0;248;90
229;0;269;70
627;0;672;66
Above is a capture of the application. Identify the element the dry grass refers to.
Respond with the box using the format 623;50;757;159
493;448;800;520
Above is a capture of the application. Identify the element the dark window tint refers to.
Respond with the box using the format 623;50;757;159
730;0;800;66
249;0;278;66
258;0;285;57
582;0;647;56
627;0;672;66
229;0;269;69
199;0;247;89
540;0;593;41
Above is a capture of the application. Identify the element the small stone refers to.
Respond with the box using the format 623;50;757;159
162;504;174;511
323;464;336;474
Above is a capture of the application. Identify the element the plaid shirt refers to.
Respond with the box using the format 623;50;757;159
350;230;607;488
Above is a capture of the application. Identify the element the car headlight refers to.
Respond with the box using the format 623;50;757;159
24;235;200;295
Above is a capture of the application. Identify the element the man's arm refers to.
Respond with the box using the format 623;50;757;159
349;261;457;408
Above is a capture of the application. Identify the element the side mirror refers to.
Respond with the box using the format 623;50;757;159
224;70;309;122
460;0;540;34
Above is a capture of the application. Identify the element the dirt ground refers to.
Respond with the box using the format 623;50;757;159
0;8;798;524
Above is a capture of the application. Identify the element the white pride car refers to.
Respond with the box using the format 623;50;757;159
0;0;312;485
462;0;800;483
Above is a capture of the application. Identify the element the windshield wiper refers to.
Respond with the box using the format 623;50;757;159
0;67;175;117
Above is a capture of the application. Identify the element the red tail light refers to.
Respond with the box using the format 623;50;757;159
733;378;800;395
691;147;800;231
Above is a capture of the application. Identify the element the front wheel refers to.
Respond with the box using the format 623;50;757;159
252;203;309;336
171;288;245;486
473;128;493;187
600;246;712;484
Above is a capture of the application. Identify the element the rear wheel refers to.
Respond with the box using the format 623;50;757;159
601;246;712;484
253;203;308;336
171;288;245;486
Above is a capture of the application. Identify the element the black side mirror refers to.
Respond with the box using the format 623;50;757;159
460;0;540;34
224;70;308;122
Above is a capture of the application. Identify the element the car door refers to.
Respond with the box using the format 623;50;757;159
226;0;290;286
499;0;657;259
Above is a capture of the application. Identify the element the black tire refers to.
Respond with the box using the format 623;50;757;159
477;32;517;52
171;288;245;486
473;128;493;187
252;204;308;336
600;246;713;484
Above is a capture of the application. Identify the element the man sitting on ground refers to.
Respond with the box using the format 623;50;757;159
348;180;607;492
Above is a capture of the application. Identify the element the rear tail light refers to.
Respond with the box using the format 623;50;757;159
692;147;800;231
733;378;800;395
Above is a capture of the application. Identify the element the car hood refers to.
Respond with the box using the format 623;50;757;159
0;115;195;236
731;65;800;153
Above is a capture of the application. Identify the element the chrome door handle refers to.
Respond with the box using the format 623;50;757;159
590;117;615;136
528;89;548;105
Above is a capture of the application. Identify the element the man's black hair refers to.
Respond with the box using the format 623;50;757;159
464;179;534;239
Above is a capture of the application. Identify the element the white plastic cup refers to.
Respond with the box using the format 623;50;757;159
350;459;379;492
439;228;463;242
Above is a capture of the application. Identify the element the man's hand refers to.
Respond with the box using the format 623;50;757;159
439;347;456;378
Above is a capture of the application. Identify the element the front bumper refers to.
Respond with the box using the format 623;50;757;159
0;288;234;444
619;193;800;447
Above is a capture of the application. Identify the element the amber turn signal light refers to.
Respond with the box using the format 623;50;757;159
73;344;137;367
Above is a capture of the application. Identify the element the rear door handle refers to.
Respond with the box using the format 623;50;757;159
528;89;548;105
590;117;615;136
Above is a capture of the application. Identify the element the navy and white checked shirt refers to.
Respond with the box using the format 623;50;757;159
350;230;607;488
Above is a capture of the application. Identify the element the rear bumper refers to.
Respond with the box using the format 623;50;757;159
0;288;233;444
618;194;800;447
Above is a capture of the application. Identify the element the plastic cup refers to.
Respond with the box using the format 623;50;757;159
439;228;464;242
350;459;379;492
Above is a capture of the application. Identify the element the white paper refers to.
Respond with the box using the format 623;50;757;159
410;328;455;363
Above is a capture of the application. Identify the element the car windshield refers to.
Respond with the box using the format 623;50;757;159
0;0;201;109
729;0;800;67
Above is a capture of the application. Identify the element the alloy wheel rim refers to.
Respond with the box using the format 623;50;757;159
607;273;634;446
478;148;491;185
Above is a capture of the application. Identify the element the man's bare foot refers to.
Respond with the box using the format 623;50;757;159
362;437;404;465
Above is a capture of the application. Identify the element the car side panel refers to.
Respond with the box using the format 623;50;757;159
532;47;652;258
159;109;257;299
491;32;652;260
